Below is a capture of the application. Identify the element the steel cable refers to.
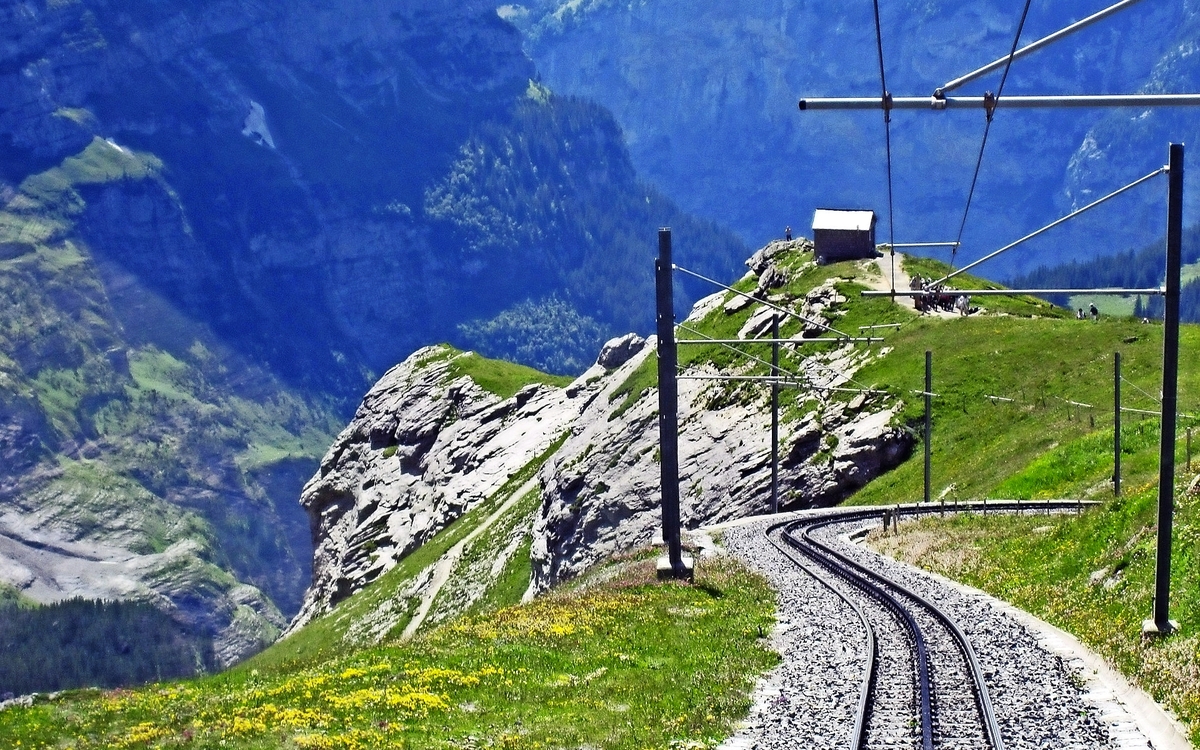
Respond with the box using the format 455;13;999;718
951;0;1035;268
870;0;897;294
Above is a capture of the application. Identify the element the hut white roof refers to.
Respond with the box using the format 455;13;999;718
812;209;875;232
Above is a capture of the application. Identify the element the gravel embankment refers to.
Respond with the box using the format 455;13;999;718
717;517;1121;750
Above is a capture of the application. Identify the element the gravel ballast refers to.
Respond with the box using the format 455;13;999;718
711;513;1171;750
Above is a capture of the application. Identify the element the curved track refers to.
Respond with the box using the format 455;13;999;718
765;501;1085;750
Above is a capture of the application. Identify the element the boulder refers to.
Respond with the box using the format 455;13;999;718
597;333;646;369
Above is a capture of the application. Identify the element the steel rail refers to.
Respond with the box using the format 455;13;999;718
778;520;933;749
757;502;1092;749
764;521;876;750
799;516;1006;750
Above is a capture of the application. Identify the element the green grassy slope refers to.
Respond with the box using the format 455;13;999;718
0;556;776;750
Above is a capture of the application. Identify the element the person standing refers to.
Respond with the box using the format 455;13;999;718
1089;303;1099;322
785;225;792;241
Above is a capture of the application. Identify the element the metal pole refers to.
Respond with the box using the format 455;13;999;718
932;168;1167;285
863;287;1164;297
1114;352;1121;497
925;350;932;506
798;94;1200;111
936;0;1148;96
655;228;685;577
771;315;780;514
1150;144;1183;634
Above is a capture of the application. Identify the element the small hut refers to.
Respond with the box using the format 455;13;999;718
812;209;877;264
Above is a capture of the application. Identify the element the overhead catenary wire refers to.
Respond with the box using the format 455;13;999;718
672;264;858;339
677;322;813;387
869;0;897;294
950;0;1034;268
681;319;878;391
1121;375;1162;406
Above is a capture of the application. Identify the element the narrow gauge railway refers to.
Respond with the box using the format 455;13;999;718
764;501;1087;750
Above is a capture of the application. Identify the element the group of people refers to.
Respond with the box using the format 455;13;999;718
1075;303;1100;321
909;275;973;316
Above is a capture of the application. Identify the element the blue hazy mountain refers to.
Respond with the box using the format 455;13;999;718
510;0;1200;278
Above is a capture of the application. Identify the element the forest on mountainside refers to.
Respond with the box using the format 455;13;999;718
0;596;214;697
1008;224;1200;319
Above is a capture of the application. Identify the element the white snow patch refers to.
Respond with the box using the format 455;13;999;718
242;101;276;149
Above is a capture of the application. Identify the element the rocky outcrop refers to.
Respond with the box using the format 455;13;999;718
596;333;646;369
528;304;911;593
297;251;914;614
288;346;595;632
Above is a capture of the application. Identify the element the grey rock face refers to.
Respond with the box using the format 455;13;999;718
529;321;911;593
289;346;589;632
596;333;646;369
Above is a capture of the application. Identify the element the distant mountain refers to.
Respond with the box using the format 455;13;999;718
0;0;746;685
509;0;1200;278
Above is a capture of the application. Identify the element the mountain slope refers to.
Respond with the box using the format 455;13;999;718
1;0;746;388
511;0;1200;277
0;0;748;682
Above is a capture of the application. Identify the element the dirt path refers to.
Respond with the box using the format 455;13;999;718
867;251;958;318
400;476;540;639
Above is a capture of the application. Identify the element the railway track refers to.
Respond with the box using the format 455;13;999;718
764;501;1087;750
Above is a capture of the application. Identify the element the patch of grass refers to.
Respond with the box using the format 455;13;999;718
426;486;545;627
17;137;163;217
0;557;777;750
447;350;574;400
127;348;198;404
608;353;658;420
1067;294;1137;319
845;314;1196;505
0;584;38;610
902;254;1066;319
873;485;1200;744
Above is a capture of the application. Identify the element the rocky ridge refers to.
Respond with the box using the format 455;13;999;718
294;241;914;625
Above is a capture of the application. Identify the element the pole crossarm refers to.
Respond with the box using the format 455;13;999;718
676;373;888;395
676;323;877;395
799;94;1200;111
882;242;960;249
677;337;884;345
929;167;1167;286
937;0;1148;96
677;323;813;387
672;264;857;339
862;287;1163;298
